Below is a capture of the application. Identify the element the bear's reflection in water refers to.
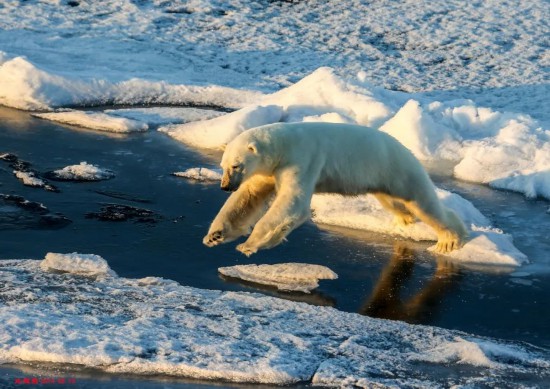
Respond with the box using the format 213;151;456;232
360;243;461;324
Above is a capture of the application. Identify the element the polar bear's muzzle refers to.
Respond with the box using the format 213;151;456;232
221;170;242;192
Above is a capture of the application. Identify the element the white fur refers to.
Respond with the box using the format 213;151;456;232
203;122;467;256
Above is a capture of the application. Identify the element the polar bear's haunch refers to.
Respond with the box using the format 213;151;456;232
203;122;467;256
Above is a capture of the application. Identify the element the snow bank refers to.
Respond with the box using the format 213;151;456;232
34;110;148;133
0;258;547;386
218;263;338;293
0;55;261;111
49;162;115;181
311;188;527;266
160;105;283;149
174;168;222;182
40;252;115;277
261;67;394;127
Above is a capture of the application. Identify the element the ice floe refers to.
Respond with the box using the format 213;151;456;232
34;110;148;133
0;256;547;386
47;162;115;181
160;105;283;149
312;189;527;266
105;107;225;127
40;252;115;277
173;167;222;182
218;263;338;293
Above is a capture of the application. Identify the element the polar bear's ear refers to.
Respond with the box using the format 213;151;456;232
247;142;258;154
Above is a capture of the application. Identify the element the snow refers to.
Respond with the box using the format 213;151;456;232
0;258;548;386
0;1;547;117
218;263;338;293
40;252;115;277
34;110;148;133
173;167;222;182
49;162;115;181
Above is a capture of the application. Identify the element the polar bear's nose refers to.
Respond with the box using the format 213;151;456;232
221;183;231;192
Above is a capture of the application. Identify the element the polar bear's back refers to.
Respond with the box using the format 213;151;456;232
249;122;431;197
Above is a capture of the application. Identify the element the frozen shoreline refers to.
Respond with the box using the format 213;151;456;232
1;255;548;387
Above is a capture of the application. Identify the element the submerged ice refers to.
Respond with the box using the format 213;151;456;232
0;255;548;386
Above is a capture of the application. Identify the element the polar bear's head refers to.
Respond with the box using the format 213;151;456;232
220;132;270;192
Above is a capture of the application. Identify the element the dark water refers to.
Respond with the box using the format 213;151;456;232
1;107;549;387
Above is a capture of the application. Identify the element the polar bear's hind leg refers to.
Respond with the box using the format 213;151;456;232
374;193;416;226
403;198;467;254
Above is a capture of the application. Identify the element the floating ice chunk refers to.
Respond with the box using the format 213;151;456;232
218;263;338;293
40;252;116;277
13;170;45;188
408;337;495;367
173;167;222;182
34;110;148;133
160;105;283;149
49;162;115;181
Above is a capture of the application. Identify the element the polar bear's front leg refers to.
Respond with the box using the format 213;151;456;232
203;175;275;247
236;169;314;256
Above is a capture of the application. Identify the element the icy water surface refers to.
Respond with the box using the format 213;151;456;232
1;107;549;387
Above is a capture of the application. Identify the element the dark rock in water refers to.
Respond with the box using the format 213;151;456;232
0;153;59;192
0;194;71;230
86;203;161;223
0;153;18;163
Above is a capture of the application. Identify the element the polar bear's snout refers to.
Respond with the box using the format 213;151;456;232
221;170;242;192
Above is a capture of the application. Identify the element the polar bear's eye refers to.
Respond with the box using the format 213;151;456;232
231;164;241;170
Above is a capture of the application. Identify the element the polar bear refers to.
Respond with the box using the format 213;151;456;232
203;122;467;256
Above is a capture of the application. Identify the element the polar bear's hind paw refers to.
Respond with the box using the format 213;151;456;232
431;233;462;254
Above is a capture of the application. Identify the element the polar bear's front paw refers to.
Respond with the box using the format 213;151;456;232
236;243;257;257
203;230;225;247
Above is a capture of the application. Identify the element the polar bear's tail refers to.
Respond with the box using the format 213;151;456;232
444;208;468;241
